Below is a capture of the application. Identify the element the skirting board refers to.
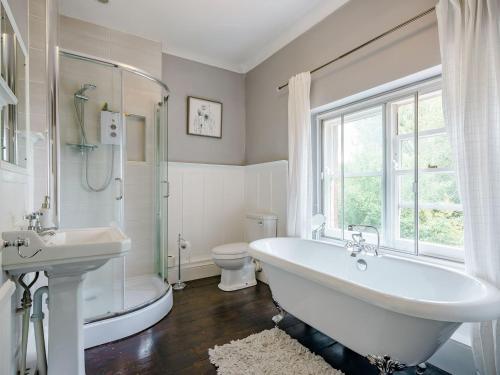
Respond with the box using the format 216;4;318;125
168;261;220;284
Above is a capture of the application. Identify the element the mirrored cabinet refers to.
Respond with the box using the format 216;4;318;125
0;2;27;168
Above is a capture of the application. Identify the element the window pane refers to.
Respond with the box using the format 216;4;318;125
418;90;445;131
399;139;414;170
419;209;464;247
419;134;453;169
400;208;415;241
344;106;383;174
396;99;414;134
392;96;415;171
399;174;415;204
344;176;382;232
419;172;460;205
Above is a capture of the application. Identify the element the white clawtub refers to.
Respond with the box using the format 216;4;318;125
249;237;500;372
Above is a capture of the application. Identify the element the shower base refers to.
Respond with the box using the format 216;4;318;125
84;275;173;348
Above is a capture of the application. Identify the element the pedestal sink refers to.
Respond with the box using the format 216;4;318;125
2;227;130;375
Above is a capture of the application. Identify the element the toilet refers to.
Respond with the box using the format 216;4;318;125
211;213;277;291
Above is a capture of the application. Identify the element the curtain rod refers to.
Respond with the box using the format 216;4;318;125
276;7;436;92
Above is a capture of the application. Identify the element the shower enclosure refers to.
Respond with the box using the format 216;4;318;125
55;50;171;346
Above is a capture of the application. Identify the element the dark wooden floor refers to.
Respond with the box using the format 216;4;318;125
85;277;450;375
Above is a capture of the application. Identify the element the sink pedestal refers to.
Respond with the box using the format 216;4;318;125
47;272;86;375
1;227;131;375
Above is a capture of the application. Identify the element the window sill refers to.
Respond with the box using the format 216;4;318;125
318;236;465;271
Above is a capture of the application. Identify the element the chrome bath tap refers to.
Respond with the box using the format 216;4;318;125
345;224;380;256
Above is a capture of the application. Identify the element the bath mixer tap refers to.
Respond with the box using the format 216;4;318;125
345;224;380;256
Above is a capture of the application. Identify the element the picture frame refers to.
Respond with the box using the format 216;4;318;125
186;96;223;138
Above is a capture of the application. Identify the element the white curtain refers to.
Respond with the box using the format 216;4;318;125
436;0;500;373
287;72;313;238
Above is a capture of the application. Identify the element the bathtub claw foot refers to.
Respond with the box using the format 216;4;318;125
271;299;286;327
415;363;427;374
367;355;406;375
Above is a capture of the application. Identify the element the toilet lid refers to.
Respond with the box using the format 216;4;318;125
212;242;248;256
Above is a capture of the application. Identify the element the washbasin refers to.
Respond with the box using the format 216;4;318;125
2;226;131;275
1;226;131;375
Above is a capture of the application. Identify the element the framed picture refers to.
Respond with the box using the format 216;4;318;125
187;96;223;138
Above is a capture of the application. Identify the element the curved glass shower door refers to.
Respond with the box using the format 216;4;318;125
58;55;125;319
58;52;169;323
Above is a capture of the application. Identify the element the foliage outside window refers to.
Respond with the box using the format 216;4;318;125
319;80;464;261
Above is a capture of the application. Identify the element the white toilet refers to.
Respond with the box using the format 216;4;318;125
211;212;277;291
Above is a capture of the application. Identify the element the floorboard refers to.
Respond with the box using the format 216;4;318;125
85;277;450;375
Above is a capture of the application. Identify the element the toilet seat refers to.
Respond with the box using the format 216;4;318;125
211;242;248;260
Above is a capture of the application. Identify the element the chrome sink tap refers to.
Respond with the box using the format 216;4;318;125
24;212;42;233
24;212;57;236
345;224;380;257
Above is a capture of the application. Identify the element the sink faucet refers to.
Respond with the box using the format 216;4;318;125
24;212;42;233
24;212;57;236
345;224;380;256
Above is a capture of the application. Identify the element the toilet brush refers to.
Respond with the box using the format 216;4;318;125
172;234;188;290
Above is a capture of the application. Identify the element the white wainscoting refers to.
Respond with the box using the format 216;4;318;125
245;160;288;237
167;161;287;283
167;162;245;282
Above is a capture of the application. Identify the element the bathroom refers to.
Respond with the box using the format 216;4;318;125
0;0;498;374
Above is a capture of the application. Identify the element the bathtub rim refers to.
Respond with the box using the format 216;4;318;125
249;237;500;323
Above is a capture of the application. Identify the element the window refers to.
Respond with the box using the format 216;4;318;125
319;80;464;261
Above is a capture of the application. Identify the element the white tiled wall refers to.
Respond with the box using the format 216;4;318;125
167;161;287;279
59;15;162;78
29;0;48;209
59;15;163;284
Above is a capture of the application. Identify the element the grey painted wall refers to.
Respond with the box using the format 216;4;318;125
163;54;246;165
245;0;440;164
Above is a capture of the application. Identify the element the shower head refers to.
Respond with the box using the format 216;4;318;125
74;83;96;100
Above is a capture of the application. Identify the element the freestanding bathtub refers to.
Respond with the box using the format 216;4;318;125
249;237;500;373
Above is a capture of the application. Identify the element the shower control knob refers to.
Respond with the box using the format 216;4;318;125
110;124;117;130
110;132;117;137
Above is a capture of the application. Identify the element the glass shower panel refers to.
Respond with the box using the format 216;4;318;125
58;54;125;320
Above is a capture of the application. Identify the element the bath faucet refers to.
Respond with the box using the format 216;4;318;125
345;224;380;256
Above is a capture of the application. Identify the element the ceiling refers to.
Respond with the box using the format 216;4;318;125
59;0;349;73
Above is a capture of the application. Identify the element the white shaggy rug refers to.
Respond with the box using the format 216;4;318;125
208;328;344;375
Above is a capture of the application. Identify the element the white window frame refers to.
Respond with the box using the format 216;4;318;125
315;77;465;262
